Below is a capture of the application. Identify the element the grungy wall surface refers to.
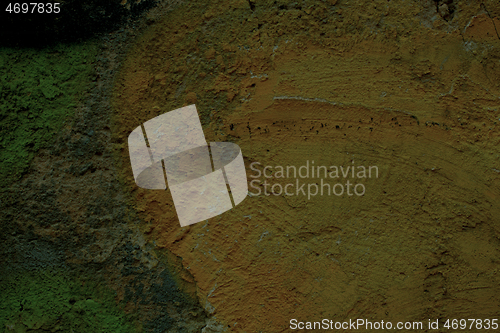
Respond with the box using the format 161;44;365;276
2;0;500;332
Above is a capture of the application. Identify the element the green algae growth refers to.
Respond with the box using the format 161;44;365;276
0;41;97;187
0;268;137;333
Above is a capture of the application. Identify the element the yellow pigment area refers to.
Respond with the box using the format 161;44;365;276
112;1;500;331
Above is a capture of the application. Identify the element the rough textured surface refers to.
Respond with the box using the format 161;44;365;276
1;1;216;332
112;0;500;331
1;269;135;332
1;0;500;332
0;42;97;187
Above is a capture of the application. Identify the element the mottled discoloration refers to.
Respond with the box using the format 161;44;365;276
112;0;500;331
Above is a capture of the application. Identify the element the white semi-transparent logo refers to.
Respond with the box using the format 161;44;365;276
128;105;248;227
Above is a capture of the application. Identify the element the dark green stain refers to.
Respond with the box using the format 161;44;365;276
0;41;97;187
0;268;137;332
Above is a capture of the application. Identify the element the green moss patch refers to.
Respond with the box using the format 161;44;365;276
0;41;97;187
0;268;136;333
